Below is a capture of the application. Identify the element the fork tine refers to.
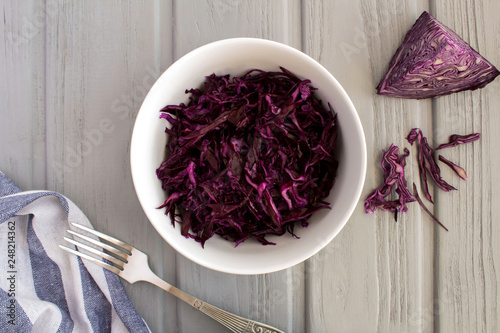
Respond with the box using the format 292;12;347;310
63;237;126;268
67;230;129;260
70;223;133;252
59;245;122;275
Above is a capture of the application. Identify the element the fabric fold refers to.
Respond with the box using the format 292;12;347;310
0;171;150;333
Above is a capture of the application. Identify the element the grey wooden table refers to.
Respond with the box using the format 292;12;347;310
1;1;499;332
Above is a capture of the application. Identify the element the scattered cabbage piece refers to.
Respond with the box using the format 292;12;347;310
364;144;415;215
156;67;338;247
438;155;467;180
377;11;500;99
435;133;481;150
412;183;448;231
406;128;456;202
365;128;481;230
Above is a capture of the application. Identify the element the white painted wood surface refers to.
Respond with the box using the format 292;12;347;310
1;1;499;332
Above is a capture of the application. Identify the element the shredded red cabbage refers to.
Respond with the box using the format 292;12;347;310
412;183;448;231
406;128;456;202
435;133;481;150
365;128;481;230
377;11;499;99
438;155;467;180
156;67;338;247
364;144;415;215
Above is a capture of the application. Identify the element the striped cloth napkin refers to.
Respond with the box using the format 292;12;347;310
0;171;150;332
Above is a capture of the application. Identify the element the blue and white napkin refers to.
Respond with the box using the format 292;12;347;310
0;171;150;332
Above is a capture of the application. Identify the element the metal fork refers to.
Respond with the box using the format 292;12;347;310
60;223;284;333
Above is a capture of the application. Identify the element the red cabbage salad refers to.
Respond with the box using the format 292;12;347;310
156;67;338;247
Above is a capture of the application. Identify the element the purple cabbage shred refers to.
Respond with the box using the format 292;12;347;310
435;133;481;150
406;128;456;203
156;67;338;247
438;155;467;180
364;144;415;215
412;183;448;231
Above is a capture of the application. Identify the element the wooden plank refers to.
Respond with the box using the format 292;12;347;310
432;1;500;332
304;1;435;332
0;1;46;190
172;1;303;332
42;1;177;332
173;0;302;59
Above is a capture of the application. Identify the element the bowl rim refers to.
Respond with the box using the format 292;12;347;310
130;37;367;275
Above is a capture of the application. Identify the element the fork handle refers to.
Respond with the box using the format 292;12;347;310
145;272;284;333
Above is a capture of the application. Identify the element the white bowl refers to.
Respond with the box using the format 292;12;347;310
130;38;366;275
